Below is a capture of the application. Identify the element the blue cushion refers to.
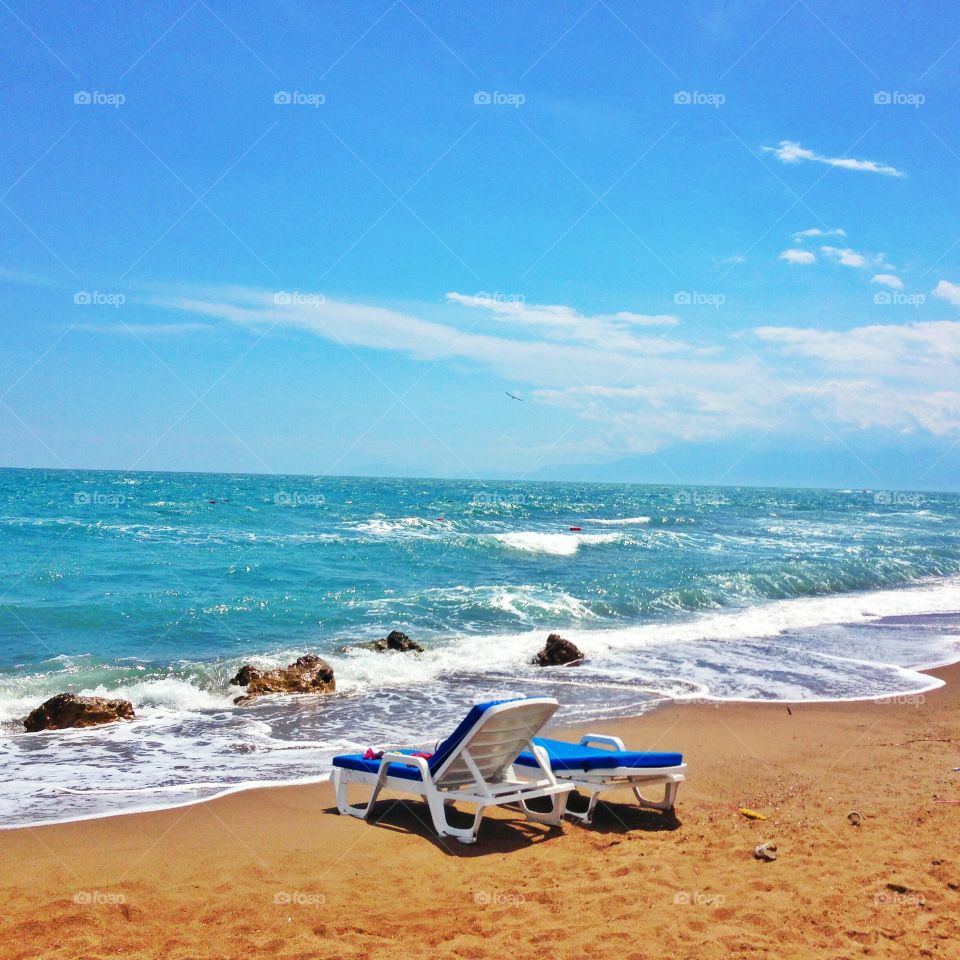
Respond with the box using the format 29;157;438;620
332;749;427;781
332;698;530;780
515;737;683;772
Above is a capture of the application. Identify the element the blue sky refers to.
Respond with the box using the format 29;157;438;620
2;0;960;489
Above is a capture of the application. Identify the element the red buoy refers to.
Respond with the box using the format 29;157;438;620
569;526;582;531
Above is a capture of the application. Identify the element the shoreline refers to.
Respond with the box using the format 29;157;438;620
3;664;959;957
4;642;959;834
4;653;958;834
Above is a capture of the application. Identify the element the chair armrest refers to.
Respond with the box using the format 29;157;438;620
579;733;625;751
380;752;432;778
526;742;558;785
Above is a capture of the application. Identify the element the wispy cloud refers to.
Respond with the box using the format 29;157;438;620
754;321;960;376
444;292;679;353
764;140;905;178
792;227;846;241
779;249;816;265
820;245;871;269
871;274;903;289
146;284;960;454
820;245;894;273
754;321;960;436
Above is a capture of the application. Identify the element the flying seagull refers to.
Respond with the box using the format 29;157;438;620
506;392;524;401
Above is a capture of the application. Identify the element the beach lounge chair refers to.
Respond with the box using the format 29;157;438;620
330;697;574;844
514;734;686;825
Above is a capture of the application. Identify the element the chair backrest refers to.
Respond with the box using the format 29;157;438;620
429;697;558;787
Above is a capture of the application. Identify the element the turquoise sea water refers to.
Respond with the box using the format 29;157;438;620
1;468;959;826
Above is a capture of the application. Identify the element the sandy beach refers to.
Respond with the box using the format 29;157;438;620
2;667;959;960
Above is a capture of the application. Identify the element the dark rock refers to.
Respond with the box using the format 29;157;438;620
23;693;135;732
532;633;584;667
374;630;424;653
231;664;261;687
230;654;336;705
340;630;425;654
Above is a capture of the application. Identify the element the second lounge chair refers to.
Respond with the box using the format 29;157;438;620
513;733;686;824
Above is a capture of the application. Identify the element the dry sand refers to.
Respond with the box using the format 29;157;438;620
2;666;960;959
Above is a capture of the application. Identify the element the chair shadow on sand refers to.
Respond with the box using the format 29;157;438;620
322;789;681;856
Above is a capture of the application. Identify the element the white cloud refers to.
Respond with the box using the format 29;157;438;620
754;321;960;377
779;249;816;265
871;274;903;289
792;227;846;241
444;292;680;355
819;245;885;270
146;285;960;454
754;321;960;436
933;280;960;306
820;245;868;269
764;140;905;178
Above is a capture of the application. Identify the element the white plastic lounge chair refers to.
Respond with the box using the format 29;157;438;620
513;734;686;825
330;697;574;844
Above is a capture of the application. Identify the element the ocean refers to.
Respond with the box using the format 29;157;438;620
1;468;958;828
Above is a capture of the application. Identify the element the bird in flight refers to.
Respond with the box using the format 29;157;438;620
506;392;523;401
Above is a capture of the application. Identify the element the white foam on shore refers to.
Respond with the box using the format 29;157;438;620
2;576;959;829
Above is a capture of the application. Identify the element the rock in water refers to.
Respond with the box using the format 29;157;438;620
532;633;585;667
23;693;135;732
230;654;336;705
374;630;424;653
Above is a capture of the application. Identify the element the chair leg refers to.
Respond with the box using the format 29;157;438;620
427;792;484;843
632;779;680;812
332;769;387;821
519;789;569;826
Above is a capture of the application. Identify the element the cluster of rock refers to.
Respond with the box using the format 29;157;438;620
23;692;135;732
22;629;586;731
229;654;336;705
532;633;585;667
